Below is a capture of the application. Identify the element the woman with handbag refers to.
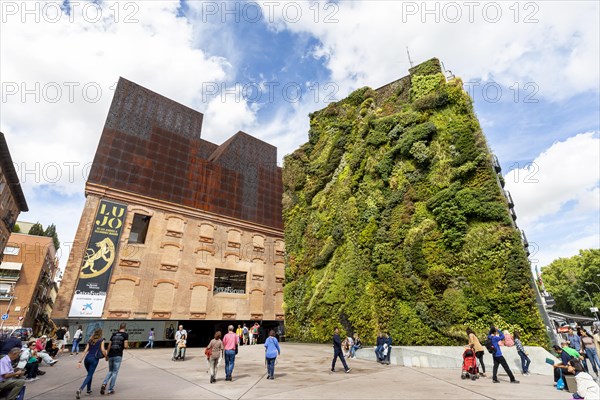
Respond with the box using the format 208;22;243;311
206;331;224;383
76;328;107;399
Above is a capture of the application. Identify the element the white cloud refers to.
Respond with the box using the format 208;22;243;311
257;1;599;101
505;132;599;225
505;132;600;267
0;1;237;259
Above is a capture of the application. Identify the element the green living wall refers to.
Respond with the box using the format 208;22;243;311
282;58;547;346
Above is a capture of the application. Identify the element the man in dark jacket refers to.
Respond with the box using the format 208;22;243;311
488;327;519;384
375;332;384;362
331;327;351;373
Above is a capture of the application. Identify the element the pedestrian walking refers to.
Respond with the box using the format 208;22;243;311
145;328;155;349
466;328;486;377
76;328;107;399
331;327;351;373
206;331;224;383
487;327;519;384
252;323;260;345
513;331;530;375
101;323;129;395
71;325;83;355
236;325;243;345
264;330;281;379
242;324;249;345
55;326;67;356
223;325;238;381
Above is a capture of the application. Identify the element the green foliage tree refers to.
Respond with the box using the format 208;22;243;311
282;58;547;346
12;224;20;233
43;224;60;251
541;249;600;317
28;222;44;236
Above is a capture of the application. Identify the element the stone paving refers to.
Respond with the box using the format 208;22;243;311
24;343;567;399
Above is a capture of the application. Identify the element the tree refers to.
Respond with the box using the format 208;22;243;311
43;224;60;251
541;249;600;317
28;222;44;236
12;224;20;233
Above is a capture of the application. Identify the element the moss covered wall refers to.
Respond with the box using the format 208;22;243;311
282;58;547;346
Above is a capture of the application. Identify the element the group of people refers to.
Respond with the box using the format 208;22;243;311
465;326;527;383
552;326;600;398
74;323;129;398
0;329;70;400
204;325;281;383
235;323;261;346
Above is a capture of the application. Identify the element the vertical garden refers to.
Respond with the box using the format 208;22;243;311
282;58;547;346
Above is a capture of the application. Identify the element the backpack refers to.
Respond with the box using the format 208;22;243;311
556;369;565;390
484;337;496;354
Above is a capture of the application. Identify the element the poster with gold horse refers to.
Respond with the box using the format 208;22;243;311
69;200;127;318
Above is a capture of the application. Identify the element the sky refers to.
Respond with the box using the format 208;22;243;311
0;0;598;275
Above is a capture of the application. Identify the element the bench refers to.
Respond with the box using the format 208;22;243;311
564;375;576;393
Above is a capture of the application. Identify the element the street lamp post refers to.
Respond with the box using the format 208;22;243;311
578;288;599;321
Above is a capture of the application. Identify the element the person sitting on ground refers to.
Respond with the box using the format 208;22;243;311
45;337;59;358
568;358;600;399
342;336;352;358
17;341;42;381
34;336;57;366
0;348;25;400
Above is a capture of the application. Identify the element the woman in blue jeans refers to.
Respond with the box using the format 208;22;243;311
264;330;281;379
76;328;107;399
513;331;530;375
581;330;600;376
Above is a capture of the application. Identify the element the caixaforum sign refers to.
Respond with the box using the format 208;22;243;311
69;199;127;318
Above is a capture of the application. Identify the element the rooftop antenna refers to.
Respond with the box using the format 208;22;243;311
406;47;414;68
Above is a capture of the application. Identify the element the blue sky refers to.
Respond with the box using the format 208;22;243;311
0;1;598;273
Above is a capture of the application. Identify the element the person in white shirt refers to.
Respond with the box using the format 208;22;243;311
71;325;83;355
568;358;599;399
172;325;187;360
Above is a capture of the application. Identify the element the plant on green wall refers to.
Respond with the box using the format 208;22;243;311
282;58;547;347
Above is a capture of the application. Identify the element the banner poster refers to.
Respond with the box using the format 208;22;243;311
68;199;127;318
68;320;174;343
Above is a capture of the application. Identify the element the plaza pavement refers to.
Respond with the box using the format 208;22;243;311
25;343;567;400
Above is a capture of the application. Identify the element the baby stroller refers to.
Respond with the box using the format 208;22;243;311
461;347;478;380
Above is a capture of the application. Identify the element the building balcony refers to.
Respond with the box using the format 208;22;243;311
0;293;14;301
504;190;514;208
492;154;502;173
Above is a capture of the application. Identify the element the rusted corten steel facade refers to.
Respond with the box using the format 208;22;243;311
88;78;282;230
53;78;285;336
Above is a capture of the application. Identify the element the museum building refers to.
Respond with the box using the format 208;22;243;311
52;78;285;345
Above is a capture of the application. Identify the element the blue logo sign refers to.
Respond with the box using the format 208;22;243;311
1;314;8;321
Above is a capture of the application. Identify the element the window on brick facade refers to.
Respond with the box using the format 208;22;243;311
128;214;151;244
213;269;246;294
